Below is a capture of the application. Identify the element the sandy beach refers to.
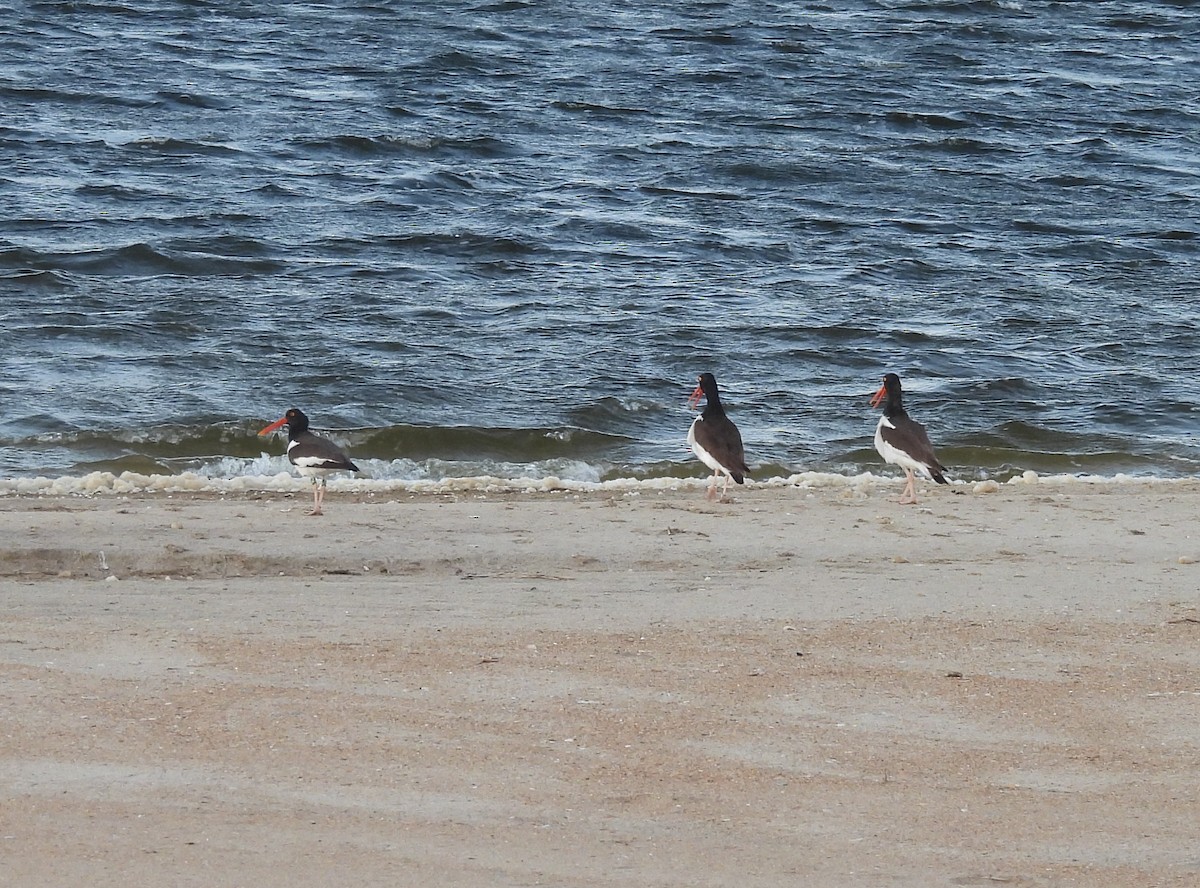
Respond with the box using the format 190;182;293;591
2;478;1199;887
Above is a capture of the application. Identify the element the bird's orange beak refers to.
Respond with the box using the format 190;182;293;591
687;384;704;411
869;384;887;408
258;416;288;436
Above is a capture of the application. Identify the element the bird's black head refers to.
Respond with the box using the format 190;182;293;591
258;407;310;438
870;373;903;410
688;372;722;411
284;408;308;429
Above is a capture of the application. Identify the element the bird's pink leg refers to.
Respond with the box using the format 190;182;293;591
308;480;325;517
898;469;918;505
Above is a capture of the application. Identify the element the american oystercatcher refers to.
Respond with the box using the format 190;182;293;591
687;372;750;501
870;373;947;504
258;408;360;516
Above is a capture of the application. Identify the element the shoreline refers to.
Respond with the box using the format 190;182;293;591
3;484;1199;886
1;465;1196;500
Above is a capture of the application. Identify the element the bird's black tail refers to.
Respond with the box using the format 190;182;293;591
931;467;948;485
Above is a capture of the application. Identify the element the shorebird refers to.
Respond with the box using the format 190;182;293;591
870;373;947;504
258;408;360;516
687;372;750;501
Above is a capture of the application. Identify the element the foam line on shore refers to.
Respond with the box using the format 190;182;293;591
0;468;1184;498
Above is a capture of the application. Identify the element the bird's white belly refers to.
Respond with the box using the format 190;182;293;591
874;417;932;476
292;461;337;479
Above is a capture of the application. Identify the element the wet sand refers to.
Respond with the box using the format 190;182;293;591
2;480;1199;886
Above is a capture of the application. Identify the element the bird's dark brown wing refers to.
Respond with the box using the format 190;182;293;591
290;431;359;472
880;416;946;478
694;414;750;482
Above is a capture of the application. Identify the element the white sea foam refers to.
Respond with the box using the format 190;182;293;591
0;467;1183;498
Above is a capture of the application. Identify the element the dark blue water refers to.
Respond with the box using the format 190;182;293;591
2;1;1198;486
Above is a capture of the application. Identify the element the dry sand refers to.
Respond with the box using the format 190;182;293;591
2;479;1199;887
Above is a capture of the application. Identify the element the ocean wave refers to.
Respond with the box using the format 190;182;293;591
49;242;285;276
292;133;513;159
122;136;243;157
1;268;71;290
7;421;642;477
5;413;1198;483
